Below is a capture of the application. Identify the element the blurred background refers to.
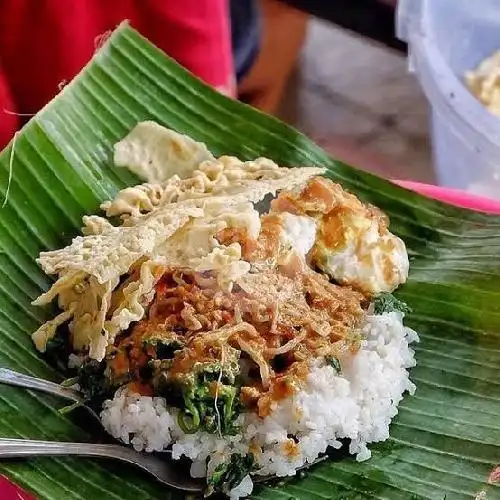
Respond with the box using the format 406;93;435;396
241;0;434;183
4;0;498;194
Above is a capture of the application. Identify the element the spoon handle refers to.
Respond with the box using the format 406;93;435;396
0;438;200;492
0;438;130;459
0;368;83;404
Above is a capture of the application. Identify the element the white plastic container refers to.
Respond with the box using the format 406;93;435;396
398;0;500;198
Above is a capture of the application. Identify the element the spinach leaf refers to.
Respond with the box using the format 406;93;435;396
326;356;341;374
78;360;114;404
177;363;241;435
373;293;412;315
207;453;256;496
143;337;183;360
44;328;71;372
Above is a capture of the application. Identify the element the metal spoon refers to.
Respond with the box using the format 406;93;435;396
0;438;203;492
0;437;327;492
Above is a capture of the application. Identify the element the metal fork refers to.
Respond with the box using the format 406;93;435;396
0;368;101;423
0;370;203;492
0;438;203;492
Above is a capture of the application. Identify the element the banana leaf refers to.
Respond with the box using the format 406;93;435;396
0;23;498;500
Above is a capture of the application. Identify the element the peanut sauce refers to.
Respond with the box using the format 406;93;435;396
107;186;367;417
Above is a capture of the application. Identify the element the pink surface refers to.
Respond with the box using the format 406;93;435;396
395;180;500;214
0;476;34;500
2;182;500;500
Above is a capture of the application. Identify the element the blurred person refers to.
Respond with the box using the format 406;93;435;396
238;0;403;116
0;0;262;149
279;0;403;51
238;0;308;114
0;0;406;151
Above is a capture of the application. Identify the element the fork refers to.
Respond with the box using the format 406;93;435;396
0;438;203;492
0;368;101;423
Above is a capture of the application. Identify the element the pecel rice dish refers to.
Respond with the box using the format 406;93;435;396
31;122;418;498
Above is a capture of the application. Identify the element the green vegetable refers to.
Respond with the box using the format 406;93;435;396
326;356;342;374
177;363;241;435
155;340;181;360
44;328;71;372
60;377;79;388
143;337;183;360
58;401;84;415
77;360;114;403
207;453;256;496
372;293;412;315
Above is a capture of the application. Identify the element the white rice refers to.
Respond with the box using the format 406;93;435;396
101;311;418;498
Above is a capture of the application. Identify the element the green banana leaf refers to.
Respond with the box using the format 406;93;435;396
0;22;498;500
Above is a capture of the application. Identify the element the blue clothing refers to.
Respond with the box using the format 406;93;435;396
230;0;260;82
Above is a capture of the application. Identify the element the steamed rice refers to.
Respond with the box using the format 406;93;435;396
101;311;417;497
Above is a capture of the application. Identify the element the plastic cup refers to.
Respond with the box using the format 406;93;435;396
397;0;500;198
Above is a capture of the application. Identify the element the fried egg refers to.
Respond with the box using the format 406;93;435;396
273;177;409;294
278;212;317;259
